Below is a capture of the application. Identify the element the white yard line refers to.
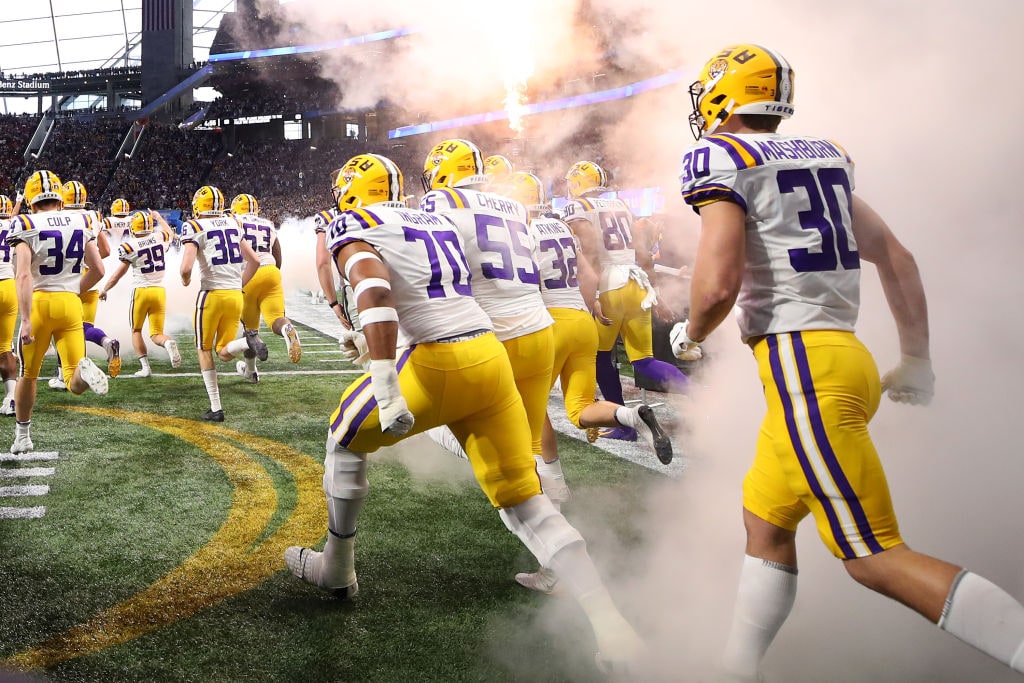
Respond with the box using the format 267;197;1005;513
0;506;46;519
0;467;55;478
0;485;50;497
0;451;59;462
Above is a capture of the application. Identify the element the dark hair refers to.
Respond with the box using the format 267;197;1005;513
737;114;782;132
31;199;62;212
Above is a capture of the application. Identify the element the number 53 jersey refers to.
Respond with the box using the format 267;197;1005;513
679;132;860;341
7;210;94;292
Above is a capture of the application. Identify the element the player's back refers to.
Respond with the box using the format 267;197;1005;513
560;195;637;270
181;215;245;290
8;210;92;292
104;215;132;242
236;213;277;267
0;218;14;280
421;187;550;340
528;214;587;312
679;131;860;339
325;201;491;347
120;231;169;287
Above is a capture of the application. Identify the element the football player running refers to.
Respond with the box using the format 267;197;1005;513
98;210;182;376
313;175;356;330
231;193;302;384
284;153;645;672
8;171;109;454
0;195;19;415
179;185;263;421
561;161;689;441
675;44;1024;680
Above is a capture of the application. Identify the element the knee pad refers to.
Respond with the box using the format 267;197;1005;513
323;435;368;502
499;494;584;567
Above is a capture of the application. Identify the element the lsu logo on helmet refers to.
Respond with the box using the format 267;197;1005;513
421;139;486;192
192;185;226;217
688;43;795;139
332;154;404;210
484;155;513;180
503;171;547;214
129;210;155;236
23;170;63;207
111;198;131;216
0;195;13;218
564;161;609;198
230;194;260;216
61;180;88;209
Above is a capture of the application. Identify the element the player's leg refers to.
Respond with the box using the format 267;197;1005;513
194;290;232;420
59;293;107;396
146;288;179;368
10;292;55;453
261;267;301;363
502;327;557;500
594;288;627;410
81;288;120;378
239;266;269;363
0;277;18;415
619;286;689;395
130;288;151;377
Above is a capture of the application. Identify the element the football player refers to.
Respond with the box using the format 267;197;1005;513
179;185;263;421
675;44;1024;680
284;153;644;672
0;195;19;415
483;153;513;193
98;210;181;376
60;180;121;380
313;172;356;330
231;193;302;384
102;198;132;242
561;160;689;441
7;171;109;454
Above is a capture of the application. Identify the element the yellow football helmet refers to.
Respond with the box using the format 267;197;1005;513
504;172;547;215
23;170;63;208
111;198;131;217
332;154;404;210
484;155;513;180
230;193;259;216
192;185;226;217
0;195;13;218
421;139;487;192
61;180;88;209
564;161;609;198
129;210;154;236
688;43;795;139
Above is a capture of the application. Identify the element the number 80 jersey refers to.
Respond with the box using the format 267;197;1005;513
325;201;491;347
679;132;861;341
7;210;94;293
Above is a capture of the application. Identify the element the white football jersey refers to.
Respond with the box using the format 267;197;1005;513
421;187;552;341
679;132;860;341
0;218;14;280
103;215;132;242
528;214;587;312
7;210;95;293
313;208;340;235
118;230;171;288
180;215;245;291
325;201;491;347
236;214;278;267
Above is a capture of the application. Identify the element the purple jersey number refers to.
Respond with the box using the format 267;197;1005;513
598;210;634;251
137;243;166;274
403;226;473;299
208;227;243;266
474;214;540;285
242;222;273;253
538;236;579;290
778;167;859;273
38;229;85;275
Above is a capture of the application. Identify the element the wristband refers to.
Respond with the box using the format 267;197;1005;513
327;300;341;309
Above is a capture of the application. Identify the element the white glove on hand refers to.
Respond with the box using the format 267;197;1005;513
881;354;934;406
669;320;703;361
369;359;415;436
339;329;370;366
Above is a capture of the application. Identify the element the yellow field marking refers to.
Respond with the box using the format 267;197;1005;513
3;409;326;671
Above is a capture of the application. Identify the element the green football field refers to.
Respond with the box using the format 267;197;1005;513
0;322;665;682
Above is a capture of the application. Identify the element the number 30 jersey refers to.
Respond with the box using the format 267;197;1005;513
7;210;94;293
181;215;245;291
679;132;860;341
118;230;171;288
325;201;491;347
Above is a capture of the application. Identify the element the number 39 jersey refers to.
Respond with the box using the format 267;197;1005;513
7;210;94;293
679;132;860;341
421;188;552;341
325;201;491;347
181;215;245;291
118;230;171;288
528;215;587;312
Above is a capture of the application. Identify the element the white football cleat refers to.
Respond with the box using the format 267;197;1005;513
235;360;259;384
48;375;67;391
165;339;182;368
133;368;152;378
284;546;359;599
78;357;109;395
10;434;33;454
0;397;15;417
514;566;560;595
282;323;301;363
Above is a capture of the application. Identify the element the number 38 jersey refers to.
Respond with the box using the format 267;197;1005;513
181;215;245;291
7;210;94;293
118;230;171;288
679;132;860;341
421;188;552;341
325;201;491;347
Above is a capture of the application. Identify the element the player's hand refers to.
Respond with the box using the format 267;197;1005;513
653;297;675;323
592;299;612;326
339;329;370;366
669;320;703;361
881;354;934;406
19;321;33;346
369;359;415;436
98;290;108;301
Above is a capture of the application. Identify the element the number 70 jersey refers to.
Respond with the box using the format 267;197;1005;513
7;210;94;293
679;132;861;341
325;201;491;347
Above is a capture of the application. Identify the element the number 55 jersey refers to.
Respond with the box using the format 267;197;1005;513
679;132;859;341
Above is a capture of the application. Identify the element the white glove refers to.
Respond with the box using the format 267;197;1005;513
881;354;934;406
369;359;415;436
669;320;703;361
339;329;370;366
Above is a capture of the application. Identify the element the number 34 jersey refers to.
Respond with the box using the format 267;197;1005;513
118;230;172;288
679;132;860;341
7;210;94;292
180;215;245;291
325;201;491;347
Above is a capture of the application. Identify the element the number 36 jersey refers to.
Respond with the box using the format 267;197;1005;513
181;215;245;291
325;201;491;347
7;210;94;293
679;132;860;341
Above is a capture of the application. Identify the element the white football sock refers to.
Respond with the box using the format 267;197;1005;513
4;378;15;399
939;570;1024;672
202;368;221;411
614;406;640;429
223;338;248;356
721;554;798;678
139;355;151;373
